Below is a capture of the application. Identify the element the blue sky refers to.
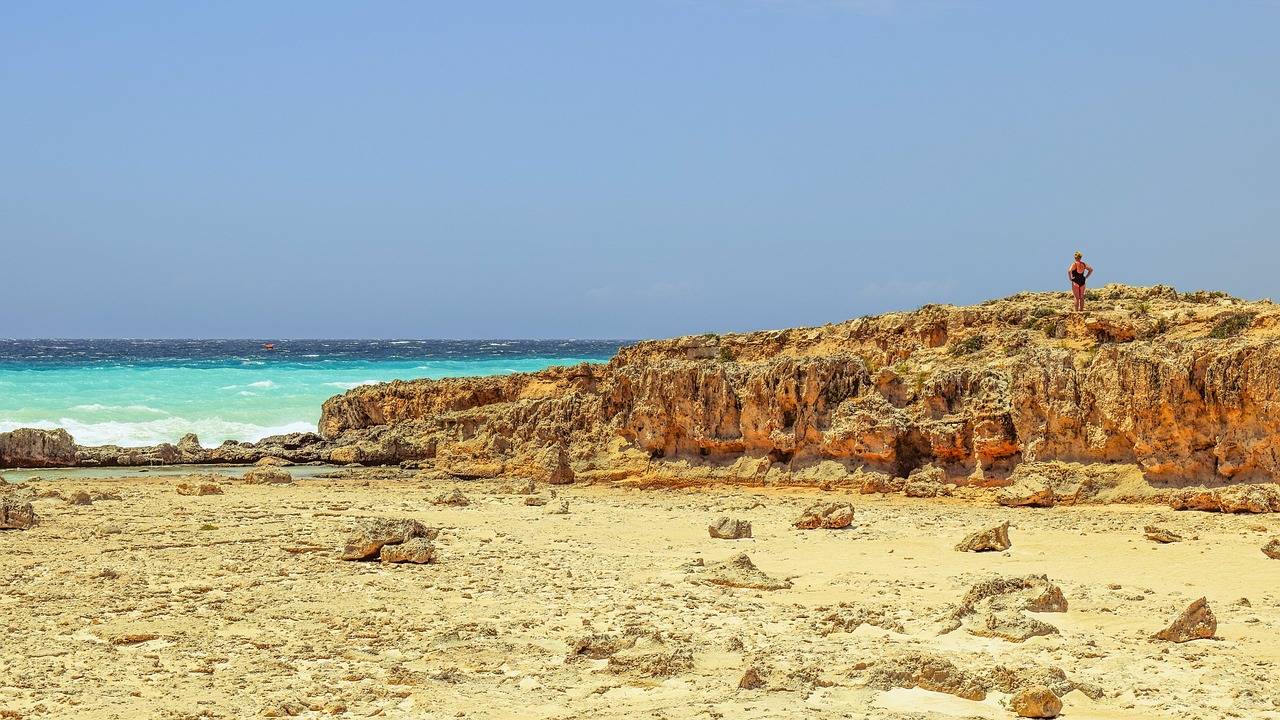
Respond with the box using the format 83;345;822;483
2;1;1277;338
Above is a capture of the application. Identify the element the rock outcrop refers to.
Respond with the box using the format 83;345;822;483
0;428;77;468
309;285;1280;491
14;286;1280;495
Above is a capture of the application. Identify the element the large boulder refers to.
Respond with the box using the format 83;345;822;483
996;475;1055;507
0;428;77;468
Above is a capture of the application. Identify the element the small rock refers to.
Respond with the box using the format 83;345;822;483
793;501;854;530
702;553;791;591
524;494;550;506
1154;597;1216;642
996;475;1055;507
255;456;294;467
545;499;570;515
0;499;39;530
1262;538;1280;559
430;488;470;506
66;490;93;506
954;521;1011;552
379;538;436;564
176;482;223;496
498;478;536;495
1144;525;1181;543
242;467;293;485
709;516;752;539
738;667;765;690
1010;685;1063;718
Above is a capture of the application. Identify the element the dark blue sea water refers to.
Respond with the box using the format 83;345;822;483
0;339;627;447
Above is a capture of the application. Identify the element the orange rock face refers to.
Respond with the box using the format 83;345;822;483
317;285;1280;489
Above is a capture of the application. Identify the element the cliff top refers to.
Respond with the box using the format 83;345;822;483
612;284;1278;368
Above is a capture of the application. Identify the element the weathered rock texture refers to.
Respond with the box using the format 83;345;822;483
701;553;791;590
1154;597;1216;642
0;499;38;530
306;286;1280;491
341;518;438;561
0;428;77;468
14;286;1280;495
793;501;854;530
955;522;1012;552
708;516;752;539
1011;686;1064;718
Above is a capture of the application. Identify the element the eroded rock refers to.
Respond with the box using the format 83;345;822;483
709;516;752;539
702;553;791;590
341;518;438;560
793;501;854;530
429;488;470;506
997;475;1055;507
379;538;436;564
860;651;987;701
176;482;223;496
955;521;1011;552
1262;538;1280;559
242;467;293;485
1143;525;1181;543
1154;597;1216;642
0;499;38;529
1010;685;1063;718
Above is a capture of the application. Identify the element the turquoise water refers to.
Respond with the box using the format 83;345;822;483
0;340;624;447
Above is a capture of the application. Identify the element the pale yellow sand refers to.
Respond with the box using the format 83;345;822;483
1;474;1277;719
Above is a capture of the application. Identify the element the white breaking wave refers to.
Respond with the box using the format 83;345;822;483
322;380;381;390
248;381;277;389
69;404;169;414
0;418;317;447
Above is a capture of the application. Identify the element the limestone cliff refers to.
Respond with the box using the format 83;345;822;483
317;285;1280;488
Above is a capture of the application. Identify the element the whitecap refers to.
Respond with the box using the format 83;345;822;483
248;381;277;389
322;380;381;390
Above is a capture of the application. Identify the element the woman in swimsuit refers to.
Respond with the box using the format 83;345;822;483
1069;251;1093;312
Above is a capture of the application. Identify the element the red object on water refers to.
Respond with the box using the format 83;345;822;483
264;344;275;350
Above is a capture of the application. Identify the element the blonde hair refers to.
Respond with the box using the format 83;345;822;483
1074;252;1082;259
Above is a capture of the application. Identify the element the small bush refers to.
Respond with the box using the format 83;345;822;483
199;524;218;531
1208;312;1257;339
717;346;735;362
949;335;986;356
1030;308;1057;318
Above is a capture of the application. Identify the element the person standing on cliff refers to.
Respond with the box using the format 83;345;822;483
1069;252;1093;312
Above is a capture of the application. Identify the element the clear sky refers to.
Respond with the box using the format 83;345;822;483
2;1;1278;339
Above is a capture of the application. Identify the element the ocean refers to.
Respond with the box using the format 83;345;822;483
0;339;626;448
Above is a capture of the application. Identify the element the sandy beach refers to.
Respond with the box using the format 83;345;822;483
3;470;1277;719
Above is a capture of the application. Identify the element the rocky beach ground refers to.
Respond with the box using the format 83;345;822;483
3;469;1279;719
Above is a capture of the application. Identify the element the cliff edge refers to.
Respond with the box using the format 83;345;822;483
315;285;1280;489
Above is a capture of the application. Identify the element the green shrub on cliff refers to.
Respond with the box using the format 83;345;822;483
949;334;985;356
1208;312;1257;339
